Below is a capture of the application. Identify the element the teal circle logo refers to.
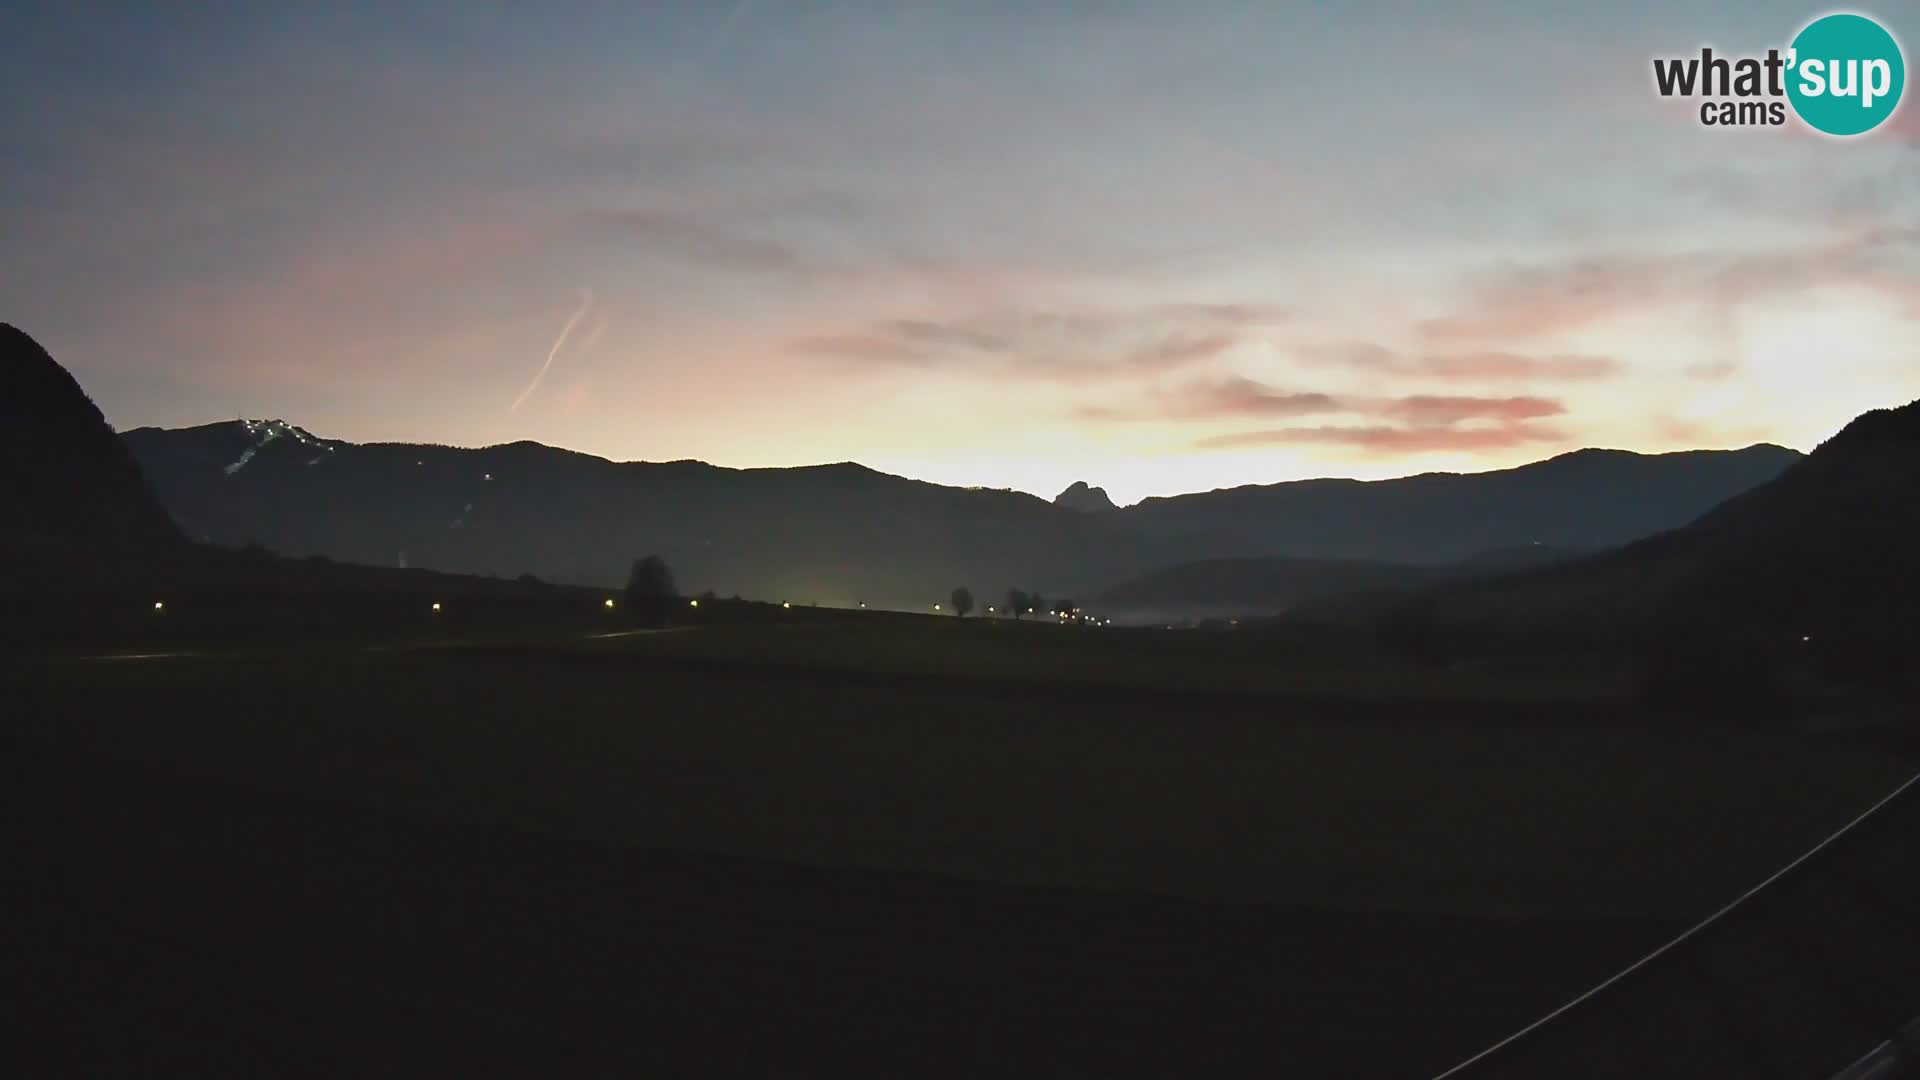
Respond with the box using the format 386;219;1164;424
1786;13;1905;136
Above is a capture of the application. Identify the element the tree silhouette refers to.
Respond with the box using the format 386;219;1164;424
627;555;676;598
1006;589;1028;619
625;555;677;621
1030;593;1048;616
950;586;974;618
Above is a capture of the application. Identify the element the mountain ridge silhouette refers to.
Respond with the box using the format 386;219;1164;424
0;323;177;545
121;417;1799;605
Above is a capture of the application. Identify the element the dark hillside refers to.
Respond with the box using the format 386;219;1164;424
0;323;177;545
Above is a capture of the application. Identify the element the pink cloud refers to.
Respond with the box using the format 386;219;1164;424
1084;376;1344;421
1416;225;1920;346
1195;423;1564;453
1417;259;1668;343
1299;342;1621;380
787;302;1278;381
1080;377;1570;442
1383;395;1565;426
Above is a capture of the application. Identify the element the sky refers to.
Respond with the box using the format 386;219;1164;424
2;2;1916;505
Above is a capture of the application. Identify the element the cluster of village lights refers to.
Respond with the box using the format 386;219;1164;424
924;601;1107;625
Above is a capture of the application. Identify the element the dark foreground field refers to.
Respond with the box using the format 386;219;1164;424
5;615;1912;1076
9;739;1670;1078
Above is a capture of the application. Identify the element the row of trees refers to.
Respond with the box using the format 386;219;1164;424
944;586;1076;619
1005;589;1075;618
627;555;1077;623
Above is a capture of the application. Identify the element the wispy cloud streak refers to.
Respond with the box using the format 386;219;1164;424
512;288;594;412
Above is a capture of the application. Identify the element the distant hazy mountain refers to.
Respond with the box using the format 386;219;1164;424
121;422;1800;607
1054;481;1118;513
0;323;176;545
1391;398;1920;678
1119;445;1802;564
1097;556;1445;620
1096;545;1583;620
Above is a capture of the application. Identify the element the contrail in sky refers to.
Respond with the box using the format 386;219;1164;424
512;288;593;412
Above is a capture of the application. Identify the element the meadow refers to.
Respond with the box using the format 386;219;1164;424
8;610;1909;920
9;604;1916;1076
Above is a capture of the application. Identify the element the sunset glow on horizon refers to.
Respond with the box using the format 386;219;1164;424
3;2;1915;504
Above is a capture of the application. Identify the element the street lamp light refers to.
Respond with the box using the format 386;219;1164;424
152;601;165;613
431;602;442;613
